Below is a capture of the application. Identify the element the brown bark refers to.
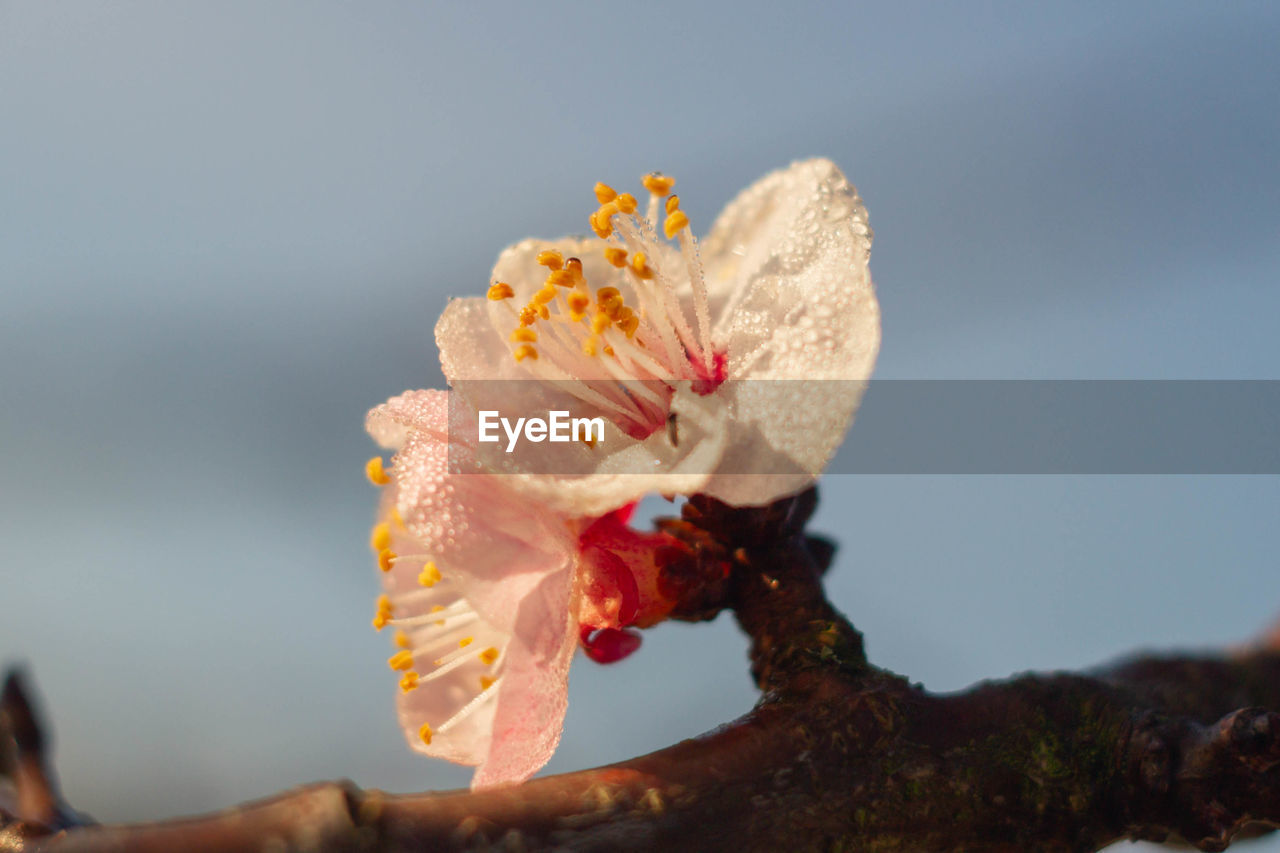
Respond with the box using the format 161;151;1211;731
2;490;1277;852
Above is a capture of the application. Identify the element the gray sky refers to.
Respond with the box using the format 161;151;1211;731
2;3;1278;848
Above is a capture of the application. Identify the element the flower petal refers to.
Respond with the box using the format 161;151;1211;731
700;379;870;506
436;297;531;383
389;427;574;629
701;158;874;338
375;429;577;782
394;619;506;766
378;496;509;767
471;565;578;789
700;159;880;505
366;389;449;451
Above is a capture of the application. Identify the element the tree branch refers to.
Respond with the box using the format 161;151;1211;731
4;490;1278;851
0;671;83;839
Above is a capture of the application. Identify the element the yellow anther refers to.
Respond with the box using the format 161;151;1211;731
546;269;573;287
631;252;655;280
430;604;446;626
373;594;393;632
518;305;538;326
594;182;618;204
642;173;675;196
536;249;564;270
365;456;390;485
567;291;590;319
394;629;410;649
604;345;615;357
591;313;611;335
596;287;624;316
479;647;500;666
480;676;496;691
400;672;420;693
592;202;620;237
604;247;628;268
419;722;433;745
565;257;584;279
533;285;557;305
537;304;549;320
589;210;611;239
665;194;681;214
615;193;637;215
664;210;690;240
582;335;600;357
377;548;397;573
388;650;414;672
370;522;391;552
487;282;515;301
418;562;442;587
510;327;537;343
513;344;538;362
459;636;473;648
618;313;639;338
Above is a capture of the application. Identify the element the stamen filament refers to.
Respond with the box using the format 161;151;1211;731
388;609;477;632
611;216;701;371
489;170;722;439
593;345;670;410
676;229;714;371
437;676;502;734
418;649;481;684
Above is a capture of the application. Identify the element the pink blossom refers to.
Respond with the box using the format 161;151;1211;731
366;389;676;789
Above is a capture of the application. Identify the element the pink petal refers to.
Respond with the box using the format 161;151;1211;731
471;566;578;789
366;388;449;450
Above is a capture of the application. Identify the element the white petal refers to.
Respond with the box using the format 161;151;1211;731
699;159;880;504
698;379;870;506
701;158;873;334
435;297;529;383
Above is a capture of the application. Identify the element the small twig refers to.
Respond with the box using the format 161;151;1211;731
0;670;82;834
1262;616;1280;654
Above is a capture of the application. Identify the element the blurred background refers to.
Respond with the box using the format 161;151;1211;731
2;2;1277;848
